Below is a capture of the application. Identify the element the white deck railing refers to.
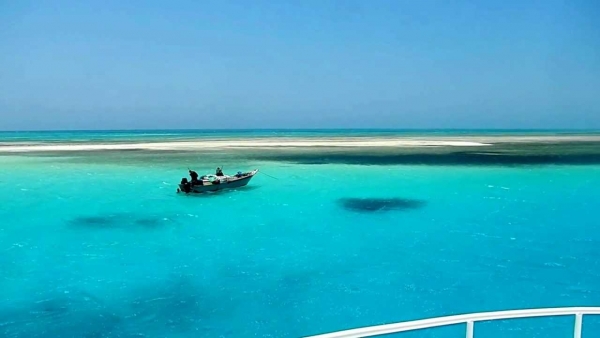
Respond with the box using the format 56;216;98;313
304;307;600;338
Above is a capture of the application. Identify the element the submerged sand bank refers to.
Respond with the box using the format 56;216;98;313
1;135;600;153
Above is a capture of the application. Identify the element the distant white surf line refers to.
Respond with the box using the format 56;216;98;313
0;139;492;152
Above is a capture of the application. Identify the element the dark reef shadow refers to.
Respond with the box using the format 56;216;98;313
68;212;175;230
247;144;600;166
338;197;426;213
69;215;122;228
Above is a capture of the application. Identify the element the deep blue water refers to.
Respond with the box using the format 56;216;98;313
1;132;600;337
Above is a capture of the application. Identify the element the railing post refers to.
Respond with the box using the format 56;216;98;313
574;313;583;338
466;321;474;338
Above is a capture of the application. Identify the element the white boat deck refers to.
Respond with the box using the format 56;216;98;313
304;307;600;338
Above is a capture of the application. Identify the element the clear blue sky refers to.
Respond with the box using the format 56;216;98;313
1;0;599;130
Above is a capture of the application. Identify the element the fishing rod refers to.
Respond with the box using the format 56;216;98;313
259;171;279;180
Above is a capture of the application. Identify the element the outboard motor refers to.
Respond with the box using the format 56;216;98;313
180;177;192;193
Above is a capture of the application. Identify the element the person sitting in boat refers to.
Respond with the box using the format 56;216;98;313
216;167;224;177
189;170;199;184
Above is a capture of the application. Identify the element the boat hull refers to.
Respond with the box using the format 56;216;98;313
178;169;258;194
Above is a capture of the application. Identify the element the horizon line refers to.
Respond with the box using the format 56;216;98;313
1;127;600;133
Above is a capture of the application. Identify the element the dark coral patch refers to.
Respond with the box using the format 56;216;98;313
69;215;120;228
338;197;426;213
69;213;172;229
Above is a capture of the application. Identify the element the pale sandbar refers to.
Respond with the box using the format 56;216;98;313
1;135;600;153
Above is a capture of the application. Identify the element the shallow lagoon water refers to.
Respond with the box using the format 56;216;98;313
1;143;600;337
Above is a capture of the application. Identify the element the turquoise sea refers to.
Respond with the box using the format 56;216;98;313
1;130;600;337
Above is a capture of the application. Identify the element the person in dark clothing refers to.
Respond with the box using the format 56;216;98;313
189;170;199;184
216;167;224;176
